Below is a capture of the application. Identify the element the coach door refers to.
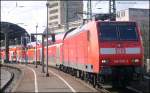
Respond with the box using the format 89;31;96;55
10;51;13;62
56;44;60;66
40;48;42;64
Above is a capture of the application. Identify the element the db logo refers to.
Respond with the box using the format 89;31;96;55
116;48;125;54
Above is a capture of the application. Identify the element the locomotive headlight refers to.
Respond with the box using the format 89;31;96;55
102;60;106;63
132;59;140;63
102;59;109;63
134;59;140;63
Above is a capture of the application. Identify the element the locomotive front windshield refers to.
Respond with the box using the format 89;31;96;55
99;22;138;41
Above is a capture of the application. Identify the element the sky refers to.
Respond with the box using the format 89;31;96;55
1;1;149;40
83;1;149;15
1;1;47;35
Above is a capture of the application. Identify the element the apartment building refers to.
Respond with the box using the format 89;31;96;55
47;1;83;34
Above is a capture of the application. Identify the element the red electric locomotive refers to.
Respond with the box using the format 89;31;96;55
51;20;144;87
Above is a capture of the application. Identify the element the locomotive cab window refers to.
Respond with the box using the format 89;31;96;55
99;23;118;40
99;22;138;41
119;24;138;41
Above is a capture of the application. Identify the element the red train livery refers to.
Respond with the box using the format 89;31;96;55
1;21;144;87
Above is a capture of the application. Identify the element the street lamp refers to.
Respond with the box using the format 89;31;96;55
46;1;49;77
23;33;28;64
35;24;38;68
65;1;69;31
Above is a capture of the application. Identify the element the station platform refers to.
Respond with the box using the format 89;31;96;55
0;69;12;90
4;64;97;92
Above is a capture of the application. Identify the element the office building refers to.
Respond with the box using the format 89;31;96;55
47;1;83;34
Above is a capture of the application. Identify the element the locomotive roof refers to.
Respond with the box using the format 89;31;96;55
58;20;137;41
63;23;89;40
63;28;77;40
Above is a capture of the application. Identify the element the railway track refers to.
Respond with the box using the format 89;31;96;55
98;81;148;93
105;87;139;93
1;64;148;93
48;65;147;93
1;64;21;92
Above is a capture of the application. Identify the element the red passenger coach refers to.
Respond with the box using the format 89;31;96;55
47;33;65;67
9;47;17;63
27;48;35;64
0;50;5;63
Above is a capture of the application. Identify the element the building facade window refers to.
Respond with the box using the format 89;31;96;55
49;3;58;8
49;15;58;20
121;11;125;17
49;21;58;25
49;9;58;14
117;12;120;17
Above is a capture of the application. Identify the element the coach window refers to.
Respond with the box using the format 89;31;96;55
99;23;118;41
121;11;125;17
119;23;138;41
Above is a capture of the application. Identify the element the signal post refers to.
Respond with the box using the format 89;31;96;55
31;33;55;76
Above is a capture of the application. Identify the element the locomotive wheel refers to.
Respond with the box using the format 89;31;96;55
80;71;85;80
61;65;64;71
58;65;60;70
84;72;88;82
74;69;77;77
63;66;66;72
78;70;82;79
71;68;75;76
99;76;105;84
86;72;89;82
88;73;92;84
66;67;69;73
92;74;97;88
76;70;80;78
